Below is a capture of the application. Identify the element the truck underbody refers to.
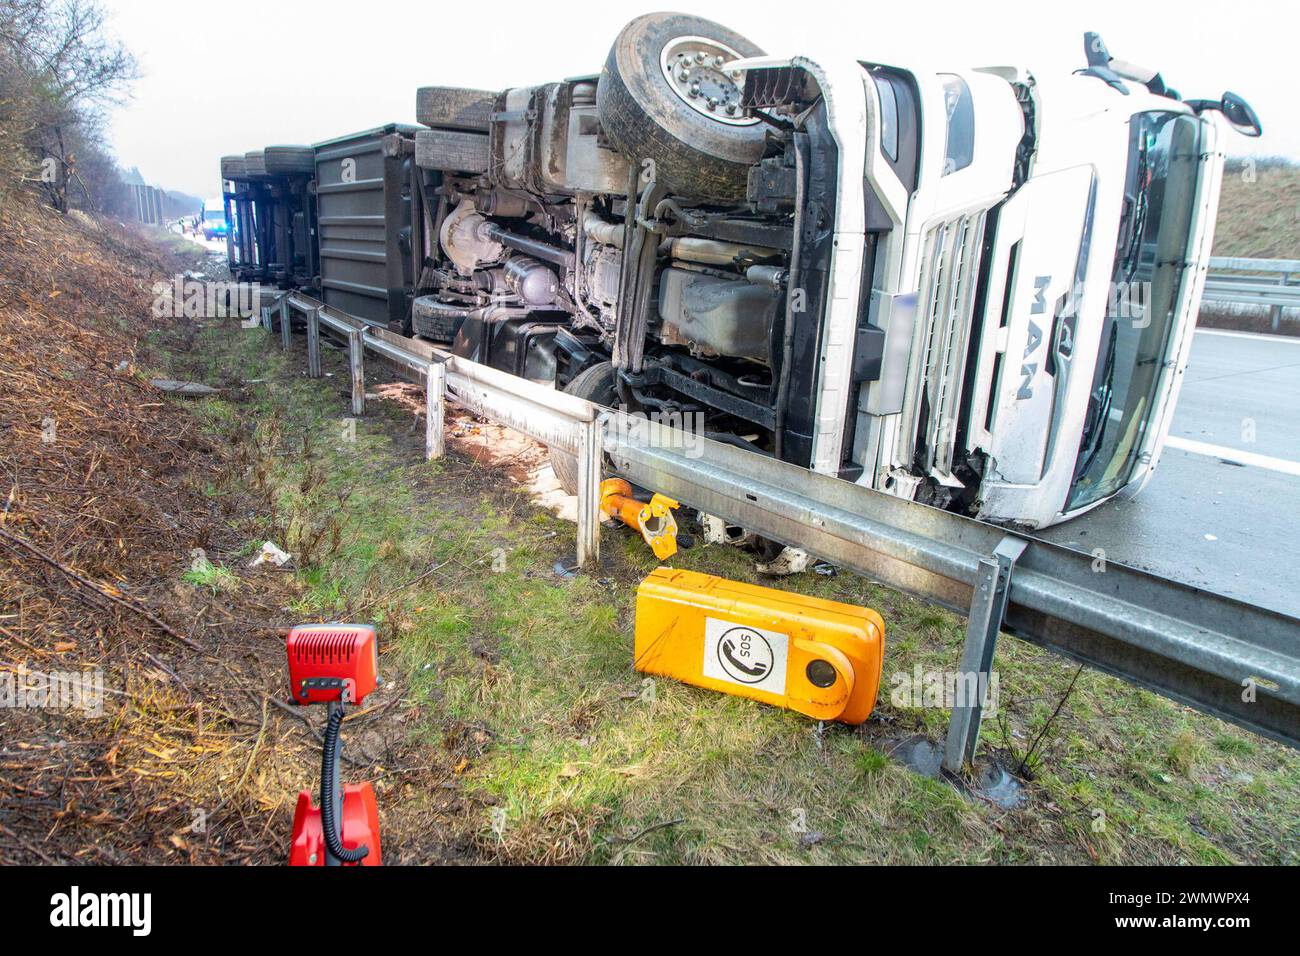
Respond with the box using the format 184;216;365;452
410;32;851;499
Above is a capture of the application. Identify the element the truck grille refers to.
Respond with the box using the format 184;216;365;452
904;212;988;478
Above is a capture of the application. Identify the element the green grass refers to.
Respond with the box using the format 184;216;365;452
1213;162;1300;259
181;557;241;595
153;320;1300;865
154;231;212;256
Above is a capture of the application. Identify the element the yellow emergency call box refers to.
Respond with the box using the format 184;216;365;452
633;567;885;724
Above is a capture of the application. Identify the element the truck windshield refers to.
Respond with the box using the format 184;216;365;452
1067;110;1201;511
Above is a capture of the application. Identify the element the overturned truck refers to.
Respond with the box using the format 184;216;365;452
223;12;1260;531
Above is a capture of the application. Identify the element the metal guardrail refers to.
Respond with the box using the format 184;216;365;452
128;183;166;226
1203;257;1300;329
261;291;1300;769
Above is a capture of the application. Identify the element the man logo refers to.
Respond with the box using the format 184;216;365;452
49;886;151;936
1017;275;1051;400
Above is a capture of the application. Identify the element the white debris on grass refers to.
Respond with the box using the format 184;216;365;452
249;541;292;568
151;378;219;397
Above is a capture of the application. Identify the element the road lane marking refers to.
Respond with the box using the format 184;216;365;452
1190;359;1300;383
1165;436;1300;476
1195;328;1300;344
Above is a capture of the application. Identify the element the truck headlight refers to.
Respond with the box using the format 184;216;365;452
939;74;975;175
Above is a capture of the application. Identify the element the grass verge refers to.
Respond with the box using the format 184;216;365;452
154;317;1300;865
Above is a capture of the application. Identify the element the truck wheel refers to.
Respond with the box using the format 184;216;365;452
263;145;315;175
414;128;490;173
220;155;248;180
597;12;766;203
244;150;269;178
416;86;497;131
548;362;617;496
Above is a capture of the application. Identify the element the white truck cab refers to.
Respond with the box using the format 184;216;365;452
742;37;1252;528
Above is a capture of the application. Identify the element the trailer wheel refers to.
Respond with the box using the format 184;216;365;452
263;145;315;175
597;12;766;202
548;361;617;496
414;128;490;173
220;155;248;180
416;86;497;131
244;150;269;178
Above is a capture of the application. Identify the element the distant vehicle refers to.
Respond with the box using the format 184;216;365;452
201;199;229;240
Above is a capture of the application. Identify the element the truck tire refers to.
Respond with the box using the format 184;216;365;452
411;296;470;342
264;144;315;175
596;12;766;203
415;128;490;173
220;155;247;180
548;361;618;496
415;86;497;131
244;150;268;178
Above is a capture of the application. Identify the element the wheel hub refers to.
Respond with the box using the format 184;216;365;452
659;35;759;127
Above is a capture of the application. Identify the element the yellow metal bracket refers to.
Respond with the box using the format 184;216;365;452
600;478;680;560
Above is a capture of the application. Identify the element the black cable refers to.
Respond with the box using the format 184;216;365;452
320;706;369;863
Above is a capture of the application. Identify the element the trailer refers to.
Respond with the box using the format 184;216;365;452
221;147;317;289
312;124;423;329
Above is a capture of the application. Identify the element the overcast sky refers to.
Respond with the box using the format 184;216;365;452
102;0;1296;198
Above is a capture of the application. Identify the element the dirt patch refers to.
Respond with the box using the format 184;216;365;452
372;381;580;522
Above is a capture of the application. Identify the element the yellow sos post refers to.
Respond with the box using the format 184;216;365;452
634;568;884;724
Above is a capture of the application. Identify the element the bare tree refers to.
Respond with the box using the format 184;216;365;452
0;0;136;211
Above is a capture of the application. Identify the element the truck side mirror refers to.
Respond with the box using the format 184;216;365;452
1185;91;1262;137
1220;92;1262;137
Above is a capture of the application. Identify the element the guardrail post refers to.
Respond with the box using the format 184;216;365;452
942;535;1027;775
348;328;365;416
1279;271;1294;332
425;360;445;461
279;295;291;350
575;419;601;567
306;308;321;378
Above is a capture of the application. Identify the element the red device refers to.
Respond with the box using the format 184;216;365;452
286;623;382;866
287;623;379;705
289;784;382;866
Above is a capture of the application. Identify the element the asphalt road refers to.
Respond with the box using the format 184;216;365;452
1038;329;1300;617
